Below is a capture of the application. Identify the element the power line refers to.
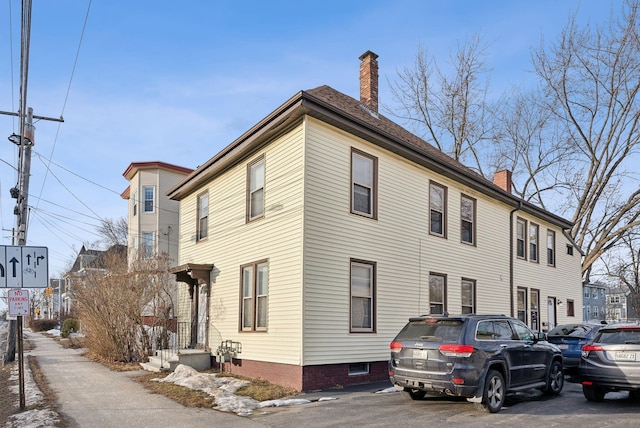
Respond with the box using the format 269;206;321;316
35;0;92;213
34;151;121;195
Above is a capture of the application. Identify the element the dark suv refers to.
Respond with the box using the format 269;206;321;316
389;314;564;413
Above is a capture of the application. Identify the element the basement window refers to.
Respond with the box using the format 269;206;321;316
348;363;370;376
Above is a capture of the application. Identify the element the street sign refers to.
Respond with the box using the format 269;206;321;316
8;289;30;316
0;245;49;288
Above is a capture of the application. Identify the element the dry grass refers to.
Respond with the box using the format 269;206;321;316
233;376;299;401
134;372;216;408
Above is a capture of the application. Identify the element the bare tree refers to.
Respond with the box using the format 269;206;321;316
602;227;640;318
389;34;496;175
391;1;640;282
71;247;177;363
97;217;128;247
529;0;640;280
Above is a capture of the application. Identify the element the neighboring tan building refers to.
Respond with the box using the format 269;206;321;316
166;51;583;391
121;161;193;332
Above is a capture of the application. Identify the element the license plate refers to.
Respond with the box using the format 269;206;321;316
615;352;636;362
558;344;569;350
413;349;429;359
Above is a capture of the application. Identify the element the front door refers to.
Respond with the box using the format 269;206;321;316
547;297;556;331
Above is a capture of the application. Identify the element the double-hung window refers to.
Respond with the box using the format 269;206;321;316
461;279;475;314
143;186;155;213
350;260;376;332
547;230;556;266
516;218;526;259
351;149;377;218
197;192;209;241
460;195;475;245
429;182;447;237
517;287;527;323
141;232;154;258
429;273;446;314
247;156;265;222
529;223;539;262
241;260;269;331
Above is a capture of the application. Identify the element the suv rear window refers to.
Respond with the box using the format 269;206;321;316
548;324;589;337
596;327;640;344
395;319;463;342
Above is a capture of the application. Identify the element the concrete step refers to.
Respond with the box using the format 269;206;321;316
140;349;211;372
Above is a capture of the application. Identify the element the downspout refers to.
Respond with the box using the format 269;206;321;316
509;200;523;317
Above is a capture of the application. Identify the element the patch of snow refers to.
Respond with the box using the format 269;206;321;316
375;386;397;394
46;329;60;336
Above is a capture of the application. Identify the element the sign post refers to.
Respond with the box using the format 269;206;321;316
1;245;48;410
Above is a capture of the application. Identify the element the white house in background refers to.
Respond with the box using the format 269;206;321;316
166;51;583;392
121;162;193;329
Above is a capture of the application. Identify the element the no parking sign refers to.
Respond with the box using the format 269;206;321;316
8;289;30;316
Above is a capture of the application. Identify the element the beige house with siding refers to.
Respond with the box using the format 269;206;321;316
167;51;583;391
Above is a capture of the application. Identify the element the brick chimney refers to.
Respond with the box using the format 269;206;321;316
359;50;379;114
493;170;513;193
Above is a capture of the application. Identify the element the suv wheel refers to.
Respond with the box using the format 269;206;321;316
583;384;605;402
474;370;505;413
401;388;427;400
543;360;564;395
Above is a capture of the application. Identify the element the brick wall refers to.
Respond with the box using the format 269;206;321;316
214;358;388;392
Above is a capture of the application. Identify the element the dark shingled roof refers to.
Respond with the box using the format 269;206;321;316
305;84;489;185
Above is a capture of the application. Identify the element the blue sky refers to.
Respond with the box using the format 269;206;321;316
0;0;623;277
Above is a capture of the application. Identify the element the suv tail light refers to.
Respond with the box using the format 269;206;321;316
439;344;474;357
390;341;403;352
581;344;603;358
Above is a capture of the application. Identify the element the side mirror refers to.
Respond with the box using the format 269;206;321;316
536;332;547;341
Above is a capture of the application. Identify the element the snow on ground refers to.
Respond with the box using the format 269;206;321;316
4;326;60;428
154;364;321;417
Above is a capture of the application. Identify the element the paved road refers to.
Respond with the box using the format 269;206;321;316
26;332;261;428
27;332;640;427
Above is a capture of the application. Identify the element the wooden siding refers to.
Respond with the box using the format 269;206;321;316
302;117;581;365
177;124;305;365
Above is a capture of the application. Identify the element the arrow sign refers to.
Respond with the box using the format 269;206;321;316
1;245;49;288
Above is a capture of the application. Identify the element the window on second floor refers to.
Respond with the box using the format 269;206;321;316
197;192;209;241
547;230;556;266
460;195;476;245
516;218;526;259
585;288;590;298
351;148;377;218
429;182;447;237
529;223;539;263
143;186;155;213
132;191;138;216
247;156;265;222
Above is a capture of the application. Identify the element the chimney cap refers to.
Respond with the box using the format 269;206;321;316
359;50;379;61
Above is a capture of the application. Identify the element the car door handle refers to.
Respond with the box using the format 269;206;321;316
500;344;508;348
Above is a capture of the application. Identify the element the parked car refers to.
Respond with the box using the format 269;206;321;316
580;323;640;401
547;322;605;373
389;314;564;413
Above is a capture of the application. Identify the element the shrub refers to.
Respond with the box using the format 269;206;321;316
61;318;80;338
29;319;59;332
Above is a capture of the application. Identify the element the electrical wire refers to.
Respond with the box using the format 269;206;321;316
34;0;92;215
